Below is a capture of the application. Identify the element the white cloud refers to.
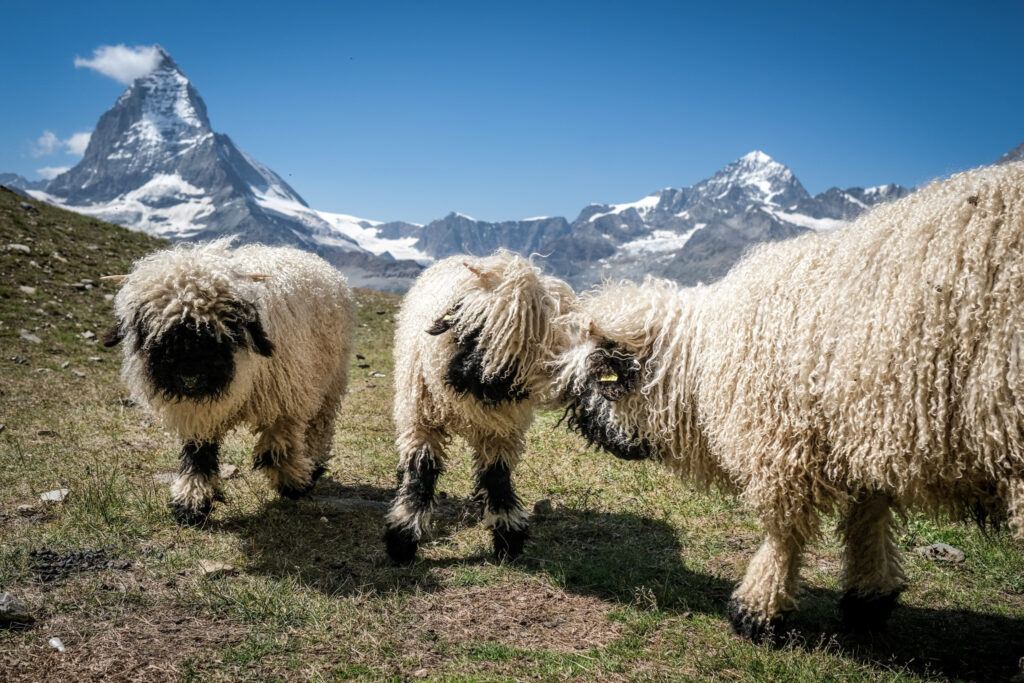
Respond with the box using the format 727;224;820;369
37;166;71;180
74;44;162;85
64;131;91;155
32;130;61;157
30;130;93;157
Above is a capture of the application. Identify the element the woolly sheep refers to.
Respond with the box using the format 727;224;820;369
554;162;1024;640
385;250;576;563
104;239;355;525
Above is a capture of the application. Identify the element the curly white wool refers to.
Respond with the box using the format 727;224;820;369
560;161;1024;635
114;238;355;517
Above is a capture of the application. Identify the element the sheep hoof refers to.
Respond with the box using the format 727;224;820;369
277;481;315;500
492;526;528;562
839;589;900;631
310;463;328;483
384;526;419;565
169;500;212;527
727;598;789;643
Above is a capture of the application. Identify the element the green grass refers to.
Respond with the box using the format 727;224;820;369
1;186;1023;680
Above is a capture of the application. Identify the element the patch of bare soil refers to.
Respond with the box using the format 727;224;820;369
2;609;242;682
411;583;623;653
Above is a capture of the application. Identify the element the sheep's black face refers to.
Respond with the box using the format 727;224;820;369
445;327;530;405
559;341;655;461
146;320;238;401
586;342;640;402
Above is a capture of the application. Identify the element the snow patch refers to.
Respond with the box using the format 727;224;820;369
588;194;661;223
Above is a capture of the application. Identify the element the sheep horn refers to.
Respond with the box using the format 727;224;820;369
463;263;486;278
100;275;128;283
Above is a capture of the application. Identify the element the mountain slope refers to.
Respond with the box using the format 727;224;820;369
30;47;420;292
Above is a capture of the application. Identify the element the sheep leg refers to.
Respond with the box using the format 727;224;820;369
728;527;808;642
471;437;529;561
303;382;346;485
169;440;223;526
838;492;906;630
385;439;443;564
254;418;316;499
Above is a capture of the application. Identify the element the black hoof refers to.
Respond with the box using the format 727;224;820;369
310;463;328;483
384;525;419;565
727;598;789;644
492;525;528;562
277;480;315;500
839;589;900;631
169;500;212;527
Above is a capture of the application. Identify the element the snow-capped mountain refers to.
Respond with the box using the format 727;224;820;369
7;44;1016;292
29;46;422;292
405;151;913;287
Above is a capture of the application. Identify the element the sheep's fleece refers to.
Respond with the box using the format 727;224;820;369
556;161;1024;639
385;250;576;563
111;239;354;524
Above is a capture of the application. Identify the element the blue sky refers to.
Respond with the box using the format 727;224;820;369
1;1;1022;224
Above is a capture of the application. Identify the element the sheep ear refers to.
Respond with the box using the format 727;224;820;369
245;317;275;357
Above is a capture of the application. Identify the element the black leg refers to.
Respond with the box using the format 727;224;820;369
475;460;528;561
384;445;441;564
169;440;220;526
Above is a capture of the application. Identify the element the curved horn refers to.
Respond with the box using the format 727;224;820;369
463;262;486;278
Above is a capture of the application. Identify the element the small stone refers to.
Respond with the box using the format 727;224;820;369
533;499;554;515
89;356;101;362
218;464;239;480
61;361;70;369
39;489;69;503
52;252;68;264
7;244;30;254
355;354;365;360
103;293;114;302
198;560;236;577
153;473;178;484
915;542;965;563
319;516;329;523
0;592;35;627
71;370;86;378
18;286;36;295
81;331;95;339
16;504;35;515
19;330;42;344
48;637;65;652
10;356;27;364
413;669;429;678
20;202;38;213
371;372;386;378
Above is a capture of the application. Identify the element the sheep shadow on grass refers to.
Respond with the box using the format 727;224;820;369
231;480;1023;680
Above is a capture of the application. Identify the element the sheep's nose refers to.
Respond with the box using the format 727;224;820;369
182;376;199;389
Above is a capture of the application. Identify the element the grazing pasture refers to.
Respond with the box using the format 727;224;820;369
1;188;1022;680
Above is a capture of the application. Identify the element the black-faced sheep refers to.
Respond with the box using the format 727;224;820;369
554;161;1024;640
104;239;355;525
385;250;576;563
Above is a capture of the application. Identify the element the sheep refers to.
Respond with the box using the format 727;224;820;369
103;239;355;525
553;161;1024;641
385;250;576;563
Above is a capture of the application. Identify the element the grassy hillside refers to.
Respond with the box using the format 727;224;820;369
1;187;1022;681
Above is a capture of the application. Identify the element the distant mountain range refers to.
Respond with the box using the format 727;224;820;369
4;46;1019;292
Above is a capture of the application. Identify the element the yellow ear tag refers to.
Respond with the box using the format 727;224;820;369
442;313;453;321
598;373;619;383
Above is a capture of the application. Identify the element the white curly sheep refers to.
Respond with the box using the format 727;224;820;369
104;239;355;525
554;161;1024;640
385;250;576;563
